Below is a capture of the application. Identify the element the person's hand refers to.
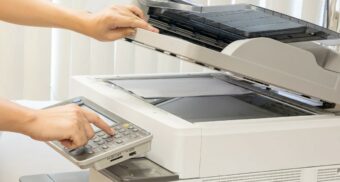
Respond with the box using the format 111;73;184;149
24;104;114;149
81;5;159;41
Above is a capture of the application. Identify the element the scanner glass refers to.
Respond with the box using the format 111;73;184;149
108;76;251;98
107;75;312;123
157;94;311;123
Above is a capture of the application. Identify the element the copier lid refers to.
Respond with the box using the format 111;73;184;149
144;2;340;51
129;1;340;104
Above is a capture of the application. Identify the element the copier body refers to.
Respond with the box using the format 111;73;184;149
70;1;340;182
71;74;340;182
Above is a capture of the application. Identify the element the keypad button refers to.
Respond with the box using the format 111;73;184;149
102;145;109;149
133;128;139;132
119;128;126;133
97;132;105;137
87;150;94;154
116;140;123;144
69;148;86;156
128;126;134;129
114;134;122;139
97;140;105;145
123;131;130;136
123;123;130;128
115;126;121;130
102;135;111;139
93;148;101;153
85;145;93;149
94;138;101;143
106;138;113;142
72;98;82;103
131;134;138;138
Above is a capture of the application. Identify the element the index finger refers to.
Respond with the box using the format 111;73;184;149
127;5;145;20
81;108;115;135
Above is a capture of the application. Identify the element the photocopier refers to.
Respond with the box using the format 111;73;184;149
21;0;340;182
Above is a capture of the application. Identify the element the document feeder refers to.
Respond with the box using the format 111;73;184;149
148;4;339;51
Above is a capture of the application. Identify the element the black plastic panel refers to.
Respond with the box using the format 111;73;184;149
148;4;340;51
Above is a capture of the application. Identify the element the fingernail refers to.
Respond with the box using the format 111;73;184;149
110;128;115;135
147;25;159;33
148;25;155;30
131;29;137;36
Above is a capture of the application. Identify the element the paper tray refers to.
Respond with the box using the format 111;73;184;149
100;158;179;182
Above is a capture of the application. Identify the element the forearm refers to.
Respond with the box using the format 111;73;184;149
0;0;88;34
0;99;35;135
0;0;158;41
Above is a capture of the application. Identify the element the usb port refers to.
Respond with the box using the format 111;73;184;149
129;151;137;156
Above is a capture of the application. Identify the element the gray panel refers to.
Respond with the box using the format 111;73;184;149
20;172;89;182
49;171;89;182
20;175;53;182
107;75;311;122
108;76;251;99
157;94;311;122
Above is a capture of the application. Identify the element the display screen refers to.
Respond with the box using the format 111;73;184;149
82;106;116;132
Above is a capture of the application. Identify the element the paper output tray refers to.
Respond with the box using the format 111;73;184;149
100;158;179;182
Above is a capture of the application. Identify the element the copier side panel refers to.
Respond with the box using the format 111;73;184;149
70;76;202;179
199;116;340;177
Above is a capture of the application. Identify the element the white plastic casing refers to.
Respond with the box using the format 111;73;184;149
71;74;340;180
128;29;340;104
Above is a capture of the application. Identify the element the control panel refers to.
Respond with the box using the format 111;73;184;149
46;97;153;170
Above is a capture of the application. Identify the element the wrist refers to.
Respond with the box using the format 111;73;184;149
52;6;93;37
0;100;38;136
16;109;38;137
68;10;94;37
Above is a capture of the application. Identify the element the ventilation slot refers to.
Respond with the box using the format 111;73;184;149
318;168;340;182
202;169;302;182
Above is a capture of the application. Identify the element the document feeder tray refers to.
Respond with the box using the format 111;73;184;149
130;1;340;105
147;4;339;51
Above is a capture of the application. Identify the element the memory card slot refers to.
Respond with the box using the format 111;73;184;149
110;156;123;162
